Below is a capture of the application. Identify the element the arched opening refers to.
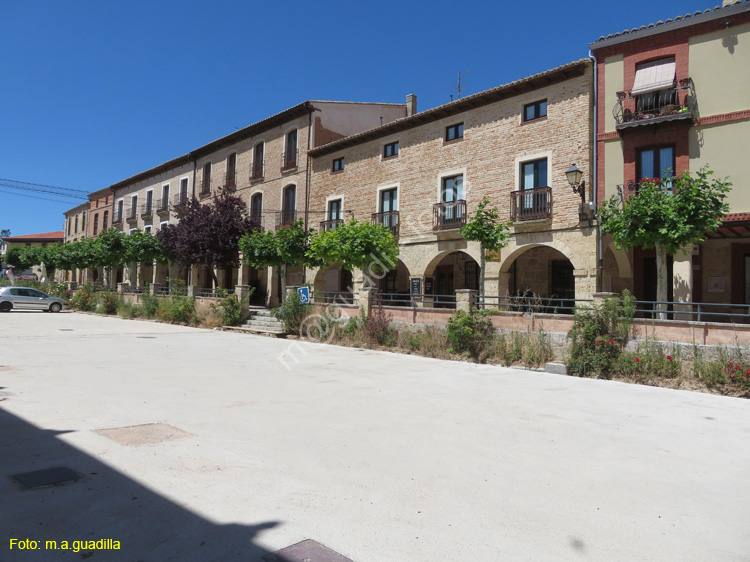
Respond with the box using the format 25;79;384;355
505;245;575;312
424;251;480;308
375;259;411;305
313;263;354;304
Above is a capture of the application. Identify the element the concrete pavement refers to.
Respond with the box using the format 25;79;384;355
1;310;749;561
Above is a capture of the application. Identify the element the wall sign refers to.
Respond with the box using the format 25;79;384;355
424;277;434;295
411;278;421;296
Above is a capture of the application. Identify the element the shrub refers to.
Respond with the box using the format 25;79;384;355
693;347;750;391
69;282;98;312
217;288;250;326
157;294;195;325
446;309;495;360
99;291;121;315
567;290;636;378
273;290;312;333
365;306;397;347
487;329;552;368
194;300;224;328
117;300;145;319
139;293;161;318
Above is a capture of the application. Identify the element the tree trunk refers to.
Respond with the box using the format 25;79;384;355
210;267;219;289
479;245;486;305
655;242;668;320
279;264;287;303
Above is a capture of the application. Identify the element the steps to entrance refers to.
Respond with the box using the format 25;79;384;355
227;308;288;337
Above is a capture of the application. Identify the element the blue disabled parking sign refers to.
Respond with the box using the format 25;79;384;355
297;286;310;304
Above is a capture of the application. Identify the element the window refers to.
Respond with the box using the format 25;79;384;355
378;188;398;234
252;142;264;179
251;193;263;219
328;199;342;220
445;123;464;142
161;184;170;210
637;146;675;185
383;141;399;158
144;225;152;234
522;159;548;190
67;218;71;236
130;195;138;218
202;163;211;193
633;59;677;117
282;185;296;224
226;153;236;188
160;221;169;230
442;174;464;203
465;261;479;290
332;157;344;172
81;214;85;231
283;129;298;169
523;99;547;122
179;178;188;203
145;190;153;214
116;200;124;221
93;214;99;236
74;216;78;233
103;210;109;230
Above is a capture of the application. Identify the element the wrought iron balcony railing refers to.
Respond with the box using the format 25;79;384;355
140;203;153;218
199;179;211;196
281;150;298;172
510;186;552;221
250;163;263;181
113;213;123;225
172;193;189;208
615;178;675;203
433;200;466;231
126;207;138;221
157;199;170;214
372;211;399;238
276;209;297;230
613;78;696;128
320;219;344;232
224;174;236;189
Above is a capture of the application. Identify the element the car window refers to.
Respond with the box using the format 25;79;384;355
28;289;45;297
10;289;21;296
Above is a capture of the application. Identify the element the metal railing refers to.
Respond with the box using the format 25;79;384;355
224;174;236;189
372;211;399;237
281;150;298;171
276;209;297;229
157;199;170;213
433;200;467;231
199;179;212;197
126;207;138;221
310;291;359;305
113;212;123;225
476;295;589;315
319;219;343;232
250;164;263;180
194;287;221;298
510;187;551;221
122;286;145;294
172;193;189;208
373;292;457;308
613;78;696;127
633;300;750;323
140;203;153;218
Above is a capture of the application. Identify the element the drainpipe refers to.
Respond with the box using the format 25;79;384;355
591;53;603;293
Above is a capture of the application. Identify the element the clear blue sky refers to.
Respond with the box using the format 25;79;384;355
0;0;714;236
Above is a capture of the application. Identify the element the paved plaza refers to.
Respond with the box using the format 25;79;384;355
1;311;749;561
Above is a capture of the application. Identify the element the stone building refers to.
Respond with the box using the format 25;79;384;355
108;100;407;302
591;0;750;309
307;59;597;305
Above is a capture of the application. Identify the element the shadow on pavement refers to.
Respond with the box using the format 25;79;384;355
0;406;279;561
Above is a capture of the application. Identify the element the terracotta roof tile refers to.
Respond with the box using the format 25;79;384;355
2;231;64;241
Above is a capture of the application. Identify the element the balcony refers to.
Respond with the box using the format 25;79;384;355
140;203;153;218
320;219;343;232
224;174;236;189
172;193;189;209
615;178;675;202
126;207;138;222
613;78;696;129
276;209;297;230
113;213;123;226
250;164;263;181
156;199;170;215
433;200;466;231
199;179;211;198
510;187;552;221
372;211;399;238
281;150;298;172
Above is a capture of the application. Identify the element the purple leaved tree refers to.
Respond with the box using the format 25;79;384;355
157;186;260;287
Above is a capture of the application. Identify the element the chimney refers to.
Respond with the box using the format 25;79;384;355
406;94;417;117
723;0;741;6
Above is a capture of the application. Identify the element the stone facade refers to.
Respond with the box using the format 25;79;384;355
307;60;597;302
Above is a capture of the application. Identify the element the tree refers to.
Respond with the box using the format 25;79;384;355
238;219;318;302
308;219;399;286
5;246;41;272
598;166;730;319
125;229;168;266
459;197;513;296
158;187;258;287
1;229;10;238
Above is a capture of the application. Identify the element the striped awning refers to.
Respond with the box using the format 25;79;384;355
631;60;676;95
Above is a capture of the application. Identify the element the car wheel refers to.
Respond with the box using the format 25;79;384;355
49;303;62;313
0;302;12;312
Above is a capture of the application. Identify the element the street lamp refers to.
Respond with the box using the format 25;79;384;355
565;164;586;203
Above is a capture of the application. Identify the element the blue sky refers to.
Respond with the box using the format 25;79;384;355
0;0;715;236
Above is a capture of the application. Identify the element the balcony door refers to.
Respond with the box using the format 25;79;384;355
521;158;548;214
282;186;296;224
441;175;463;224
637;146;674;185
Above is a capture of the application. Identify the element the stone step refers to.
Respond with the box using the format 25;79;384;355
244;320;286;330
224;325;288;337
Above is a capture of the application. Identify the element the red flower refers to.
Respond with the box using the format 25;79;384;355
730;373;735;378
634;358;640;363
610;339;615;343
667;356;673;361
730;362;735;367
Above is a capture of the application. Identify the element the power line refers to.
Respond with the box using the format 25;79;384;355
0;182;87;201
0;187;81;205
0;177;90;195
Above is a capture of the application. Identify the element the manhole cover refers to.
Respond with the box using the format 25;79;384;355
59;329;74;332
136;336;156;339
11;467;80;490
95;423;193;446
262;539;353;562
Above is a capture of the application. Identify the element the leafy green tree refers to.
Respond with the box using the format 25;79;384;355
308;219;399;286
5;246;41;271
459;197;513;296
0;229;10;238
598;166;730;319
125;229;168;266
238;219;318;302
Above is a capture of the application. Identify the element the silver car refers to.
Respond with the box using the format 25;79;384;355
0;286;68;313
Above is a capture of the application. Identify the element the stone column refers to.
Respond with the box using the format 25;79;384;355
149;283;161;296
358;287;374;316
235;285;252;312
66;282;78;292
673;246;694;320
455;289;477;313
592;292;617;309
574;269;597;302
117;282;128;295
187;285;198;298
285;286;301;304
